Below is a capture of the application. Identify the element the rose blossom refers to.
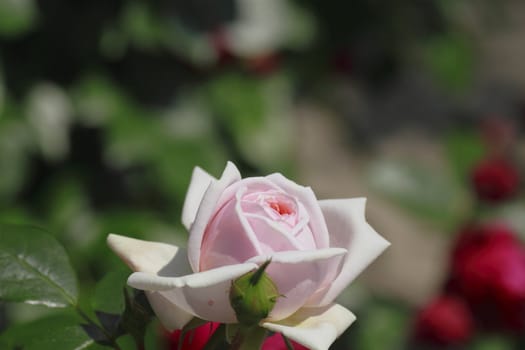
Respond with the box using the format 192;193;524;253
262;333;310;350
165;322;309;350
449;223;525;331
413;295;473;346
471;158;519;203
166;322;220;350
108;162;389;350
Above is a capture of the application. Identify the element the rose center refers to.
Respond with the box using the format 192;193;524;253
266;199;294;216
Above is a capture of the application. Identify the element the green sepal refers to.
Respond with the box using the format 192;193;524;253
229;260;280;327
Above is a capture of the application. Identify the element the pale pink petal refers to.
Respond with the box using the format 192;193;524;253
107;233;192;275
146;291;194;330
247;248;346;321
199;195;262;271
261;304;356;350
107;234;195;328
181;166;216;230
243;213;303;252
127;263;257;323
187;161;241;272
308;199;390;306
266;173;330;249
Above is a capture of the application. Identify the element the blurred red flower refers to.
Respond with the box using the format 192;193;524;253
414;295;474;346
450;224;525;331
471;158;519;203
166;322;220;350
166;323;310;349
262;333;310;350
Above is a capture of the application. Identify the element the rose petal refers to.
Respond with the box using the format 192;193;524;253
261;304;356;350
146;291;194;330
243;213;303;252
247;248;346;320
107;233;192;275
308;198;390;306
127;263;257;323
199;194;262;271
107;234;196;329
181;166;216;230
187;161;242;272
266;173;330;249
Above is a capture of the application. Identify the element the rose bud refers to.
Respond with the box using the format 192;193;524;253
108;162;389;350
413;295;474;346
230;260;280;326
471;158;520;203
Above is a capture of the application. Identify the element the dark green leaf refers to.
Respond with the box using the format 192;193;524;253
120;289;153;346
92;266;130;314
0;313;107;350
0;223;78;307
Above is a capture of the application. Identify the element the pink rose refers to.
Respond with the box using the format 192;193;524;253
108;162;389;350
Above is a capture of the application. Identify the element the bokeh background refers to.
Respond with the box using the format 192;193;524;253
1;0;525;349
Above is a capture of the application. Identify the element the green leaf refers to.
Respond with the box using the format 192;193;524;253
0;313;107;350
0;223;78;307
92;266;130;314
120;289;153;346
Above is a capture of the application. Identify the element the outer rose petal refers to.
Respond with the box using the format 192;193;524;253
146;291;193;330
187;161;241;272
128;263;257;323
106;234;195;328
107;234;192;275
181;167;216;230
308;199;390;306
247;248;346;320
261;304;356;350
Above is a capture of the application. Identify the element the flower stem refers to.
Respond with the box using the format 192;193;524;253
230;326;267;350
75;305;122;350
202;324;226;350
